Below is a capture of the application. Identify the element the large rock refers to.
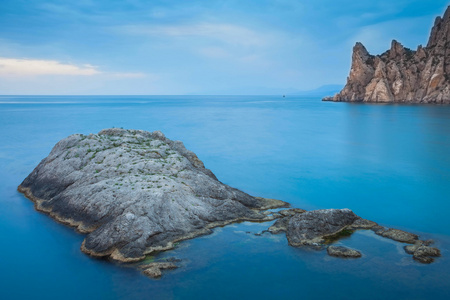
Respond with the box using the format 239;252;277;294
18;128;288;262
286;208;358;246
324;6;450;104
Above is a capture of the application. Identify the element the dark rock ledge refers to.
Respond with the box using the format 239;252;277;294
268;208;441;263
18;129;441;278
327;246;362;258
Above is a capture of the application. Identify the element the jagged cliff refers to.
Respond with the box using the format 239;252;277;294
324;6;450;103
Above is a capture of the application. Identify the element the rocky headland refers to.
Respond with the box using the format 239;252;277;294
324;6;450;103
18;129;441;278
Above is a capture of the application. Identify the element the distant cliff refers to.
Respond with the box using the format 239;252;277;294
324;6;450;104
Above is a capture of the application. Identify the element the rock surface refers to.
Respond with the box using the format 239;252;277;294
404;240;441;264
286;208;359;246
374;228;419;244
271;208;440;264
18;128;288;262
268;208;306;234
18;128;442;270
327;246;362;258
140;262;178;278
324;6;450;104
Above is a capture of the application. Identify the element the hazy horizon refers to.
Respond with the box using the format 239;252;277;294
0;0;448;95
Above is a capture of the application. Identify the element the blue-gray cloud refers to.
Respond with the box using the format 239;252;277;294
0;0;448;94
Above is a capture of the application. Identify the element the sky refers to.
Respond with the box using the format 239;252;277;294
0;0;448;95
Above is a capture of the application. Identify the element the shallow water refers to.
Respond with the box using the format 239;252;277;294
0;95;449;299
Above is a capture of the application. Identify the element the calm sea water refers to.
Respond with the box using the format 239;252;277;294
0;95;449;299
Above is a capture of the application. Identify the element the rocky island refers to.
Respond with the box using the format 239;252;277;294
18;128;288;263
18;128;441;278
324;6;450;103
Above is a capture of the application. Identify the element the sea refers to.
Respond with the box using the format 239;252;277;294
0;95;449;300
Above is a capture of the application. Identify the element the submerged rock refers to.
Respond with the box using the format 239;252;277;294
18;128;288;262
327;246;362;258
374;228;419;244
404;240;441;264
269;208;440;264
140;262;178;278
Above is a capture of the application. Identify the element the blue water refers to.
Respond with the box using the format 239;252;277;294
1;95;449;299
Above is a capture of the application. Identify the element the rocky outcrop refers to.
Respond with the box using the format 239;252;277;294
18;128;288;263
324;6;450;104
374;228;418;244
327;246;362;258
140;262;178;278
286;208;359;247
268;208;306;234
404;240;441;264
270;208;440;264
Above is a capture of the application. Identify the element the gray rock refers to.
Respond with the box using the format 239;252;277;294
327;246;362;258
404;240;441;264
323;6;450;104
18;128;288;262
271;208;440;264
286;208;358;246
413;256;435;264
140;262;178;278
268;208;306;234
268;216;290;234
375;228;418;244
279;208;306;217
347;218;378;230
414;245;441;258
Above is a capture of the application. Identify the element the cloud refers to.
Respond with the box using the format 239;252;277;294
0;57;151;79
118;22;267;47
0;57;100;76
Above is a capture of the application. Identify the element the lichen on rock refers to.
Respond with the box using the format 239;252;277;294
18;128;288;263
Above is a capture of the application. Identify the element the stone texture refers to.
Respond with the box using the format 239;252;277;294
272;208;440;264
268;216;290;234
404;240;441;264
347;218;378;230
286;208;359;246
268;208;306;234
324;6;450;104
374;228;419;244
18;128;288;262
140;262;178;278
327;246;362;258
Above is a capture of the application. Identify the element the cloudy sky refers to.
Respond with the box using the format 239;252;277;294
0;0;448;95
